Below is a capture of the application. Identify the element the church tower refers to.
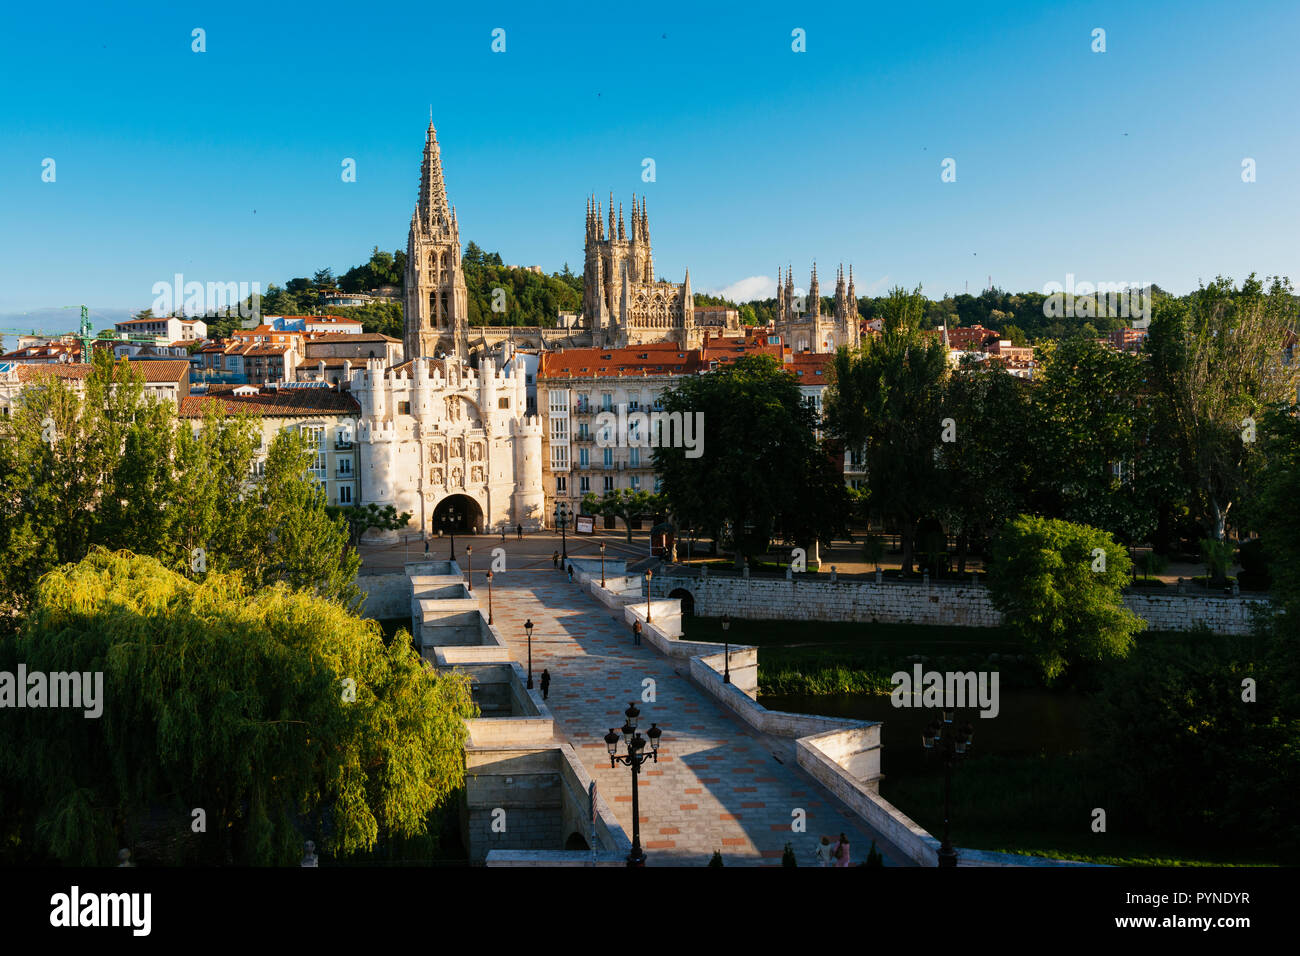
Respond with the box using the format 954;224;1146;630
404;122;469;360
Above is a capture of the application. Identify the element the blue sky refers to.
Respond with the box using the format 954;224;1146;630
2;0;1297;329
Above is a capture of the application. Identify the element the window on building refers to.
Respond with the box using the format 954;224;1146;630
499;397;510;409
339;485;353;504
601;392;613;412
603;448;613;468
603;476;614;492
579;476;590;493
556;475;567;494
398;401;411;415
630;475;640;491
629;448;640;468
549;390;568;413
551;418;568;441
579;448;589;468
552;446;568;470
577;423;589;440
654;475;662;494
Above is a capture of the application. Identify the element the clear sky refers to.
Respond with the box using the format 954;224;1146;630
2;0;1297;327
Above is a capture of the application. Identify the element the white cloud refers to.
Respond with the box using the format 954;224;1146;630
708;275;775;303
862;274;891;296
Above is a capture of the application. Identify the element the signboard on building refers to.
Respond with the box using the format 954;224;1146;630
575;514;595;535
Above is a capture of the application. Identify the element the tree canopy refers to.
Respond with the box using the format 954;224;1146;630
986;515;1144;683
0;550;474;865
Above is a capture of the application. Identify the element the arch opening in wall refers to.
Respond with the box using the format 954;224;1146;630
668;588;695;617
564;831;589;851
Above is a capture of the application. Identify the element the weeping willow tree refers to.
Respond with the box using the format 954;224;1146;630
0;550;475;865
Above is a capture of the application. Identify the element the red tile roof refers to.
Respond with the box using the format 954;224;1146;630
14;360;189;384
178;385;360;418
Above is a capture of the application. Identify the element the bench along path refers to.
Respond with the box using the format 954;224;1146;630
487;565;906;866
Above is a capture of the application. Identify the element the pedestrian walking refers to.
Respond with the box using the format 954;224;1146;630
567;564;574;583
540;668;551;700
552;550;560;569
517;524;523;539
501;527;506;543
632;620;642;645
814;836;834;867
833;833;851;867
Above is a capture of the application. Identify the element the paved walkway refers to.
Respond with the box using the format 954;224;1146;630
484;562;907;867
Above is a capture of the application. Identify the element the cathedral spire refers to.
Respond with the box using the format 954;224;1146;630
418;122;452;229
618;202;625;240
608;192;615;238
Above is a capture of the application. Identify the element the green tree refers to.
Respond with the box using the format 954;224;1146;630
1030;337;1181;544
823;285;948;573
935;362;1032;573
582;489;662;542
327;503;413;548
986;515;1144;683
241;428;362;608
653;354;844;567
1247;405;1300;616
1146;275;1300;541
1089;629;1300;859
0;550;475;865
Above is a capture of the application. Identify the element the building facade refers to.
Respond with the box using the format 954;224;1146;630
350;354;544;537
179;384;362;507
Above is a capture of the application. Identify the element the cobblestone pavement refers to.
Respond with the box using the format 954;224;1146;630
485;561;906;867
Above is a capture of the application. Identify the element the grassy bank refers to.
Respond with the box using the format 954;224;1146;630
681;616;1037;695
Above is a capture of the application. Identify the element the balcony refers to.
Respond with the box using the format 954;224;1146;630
336;466;354;478
335;439;354;450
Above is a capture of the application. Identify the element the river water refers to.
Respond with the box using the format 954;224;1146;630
760;689;1089;776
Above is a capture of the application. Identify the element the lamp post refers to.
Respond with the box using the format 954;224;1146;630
644;569;653;623
603;703;662;867
721;614;731;683
554;503;571;560
599;541;606;588
443;506;460;561
485;570;494;625
921;712;974;867
465;544;473;592
524;618;535;689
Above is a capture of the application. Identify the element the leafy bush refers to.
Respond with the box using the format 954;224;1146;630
986;515;1144;683
782;842;797;867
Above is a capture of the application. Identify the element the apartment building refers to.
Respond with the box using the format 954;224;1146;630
178;384;362;507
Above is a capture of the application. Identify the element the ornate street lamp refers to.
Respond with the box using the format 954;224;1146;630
484;570;494;625
465;544;473;592
443;506;460;561
721;614;731;684
524;618;535;689
600;541;606;588
554;503;571;561
921;713;975;867
644;569;653;623
603;703;662;867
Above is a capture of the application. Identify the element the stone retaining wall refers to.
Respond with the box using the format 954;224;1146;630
651;573;1267;635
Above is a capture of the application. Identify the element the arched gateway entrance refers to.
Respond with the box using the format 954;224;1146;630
432;494;484;534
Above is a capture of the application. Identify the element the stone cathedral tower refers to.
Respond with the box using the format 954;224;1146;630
775;263;860;352
404;122;469;360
